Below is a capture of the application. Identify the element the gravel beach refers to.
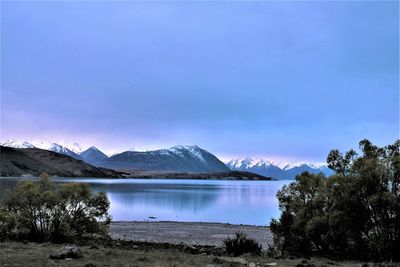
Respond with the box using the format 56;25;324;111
110;221;273;249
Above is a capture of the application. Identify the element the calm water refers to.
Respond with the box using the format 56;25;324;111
0;178;291;226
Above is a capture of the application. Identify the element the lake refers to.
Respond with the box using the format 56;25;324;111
0;178;291;226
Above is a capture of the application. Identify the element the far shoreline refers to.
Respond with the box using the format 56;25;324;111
112;219;271;228
0;175;279;181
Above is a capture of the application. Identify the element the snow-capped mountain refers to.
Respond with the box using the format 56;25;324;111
282;162;325;170
0;140;36;149
80;146;109;165
62;143;83;154
226;157;289;169
47;143;83;160
97;145;230;172
1;139;333;177
225;157;333;180
0;140;83;160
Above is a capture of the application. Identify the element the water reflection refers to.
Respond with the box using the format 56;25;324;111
0;178;290;225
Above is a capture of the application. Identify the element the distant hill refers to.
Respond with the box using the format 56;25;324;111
122;170;272;180
97;145;230;172
0;146;121;178
225;157;334;180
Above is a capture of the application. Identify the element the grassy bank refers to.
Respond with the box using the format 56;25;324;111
0;241;391;267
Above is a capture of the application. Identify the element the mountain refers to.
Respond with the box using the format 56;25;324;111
97;145;230;172
0;146;121;178
0;140;36;149
0;140;83;160
226;157;286;178
283;164;334;179
0;139;333;178
44;143;83;160
80;146;109;165
225;157;333;180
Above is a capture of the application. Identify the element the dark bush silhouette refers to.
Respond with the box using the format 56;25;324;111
223;231;262;256
0;173;111;242
270;139;400;261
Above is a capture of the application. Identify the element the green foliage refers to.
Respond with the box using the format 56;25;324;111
270;139;400;261
0;173;111;242
223;231;262;256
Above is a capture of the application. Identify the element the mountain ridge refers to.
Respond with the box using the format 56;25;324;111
96;145;230;172
0;146;121;178
1;140;334;179
225;157;333;180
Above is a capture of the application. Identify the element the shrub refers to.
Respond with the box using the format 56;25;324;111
223;231;262;256
0;173;111;242
270;139;400;261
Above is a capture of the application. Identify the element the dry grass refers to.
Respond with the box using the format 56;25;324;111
0;241;392;267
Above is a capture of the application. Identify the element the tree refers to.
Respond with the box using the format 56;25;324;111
270;139;400;261
0;173;111;242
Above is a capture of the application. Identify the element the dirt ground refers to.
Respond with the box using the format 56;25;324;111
110;221;273;249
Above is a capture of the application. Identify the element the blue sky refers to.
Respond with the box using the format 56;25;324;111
1;1;398;162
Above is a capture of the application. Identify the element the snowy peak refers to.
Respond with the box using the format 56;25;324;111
168;145;202;155
226;157;274;169
225;157;331;180
1;140;83;160
169;145;200;150
63;143;83;154
0;139;36;149
98;145;229;172
168;145;206;162
283;162;326;171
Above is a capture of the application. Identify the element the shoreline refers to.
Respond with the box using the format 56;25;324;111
0;175;276;181
110;220;273;249
112;220;270;227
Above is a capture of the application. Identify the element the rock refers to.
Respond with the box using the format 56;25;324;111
248;262;257;267
49;245;83;259
183;245;199;254
265;263;277;266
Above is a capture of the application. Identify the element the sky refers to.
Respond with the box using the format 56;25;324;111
0;1;399;162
